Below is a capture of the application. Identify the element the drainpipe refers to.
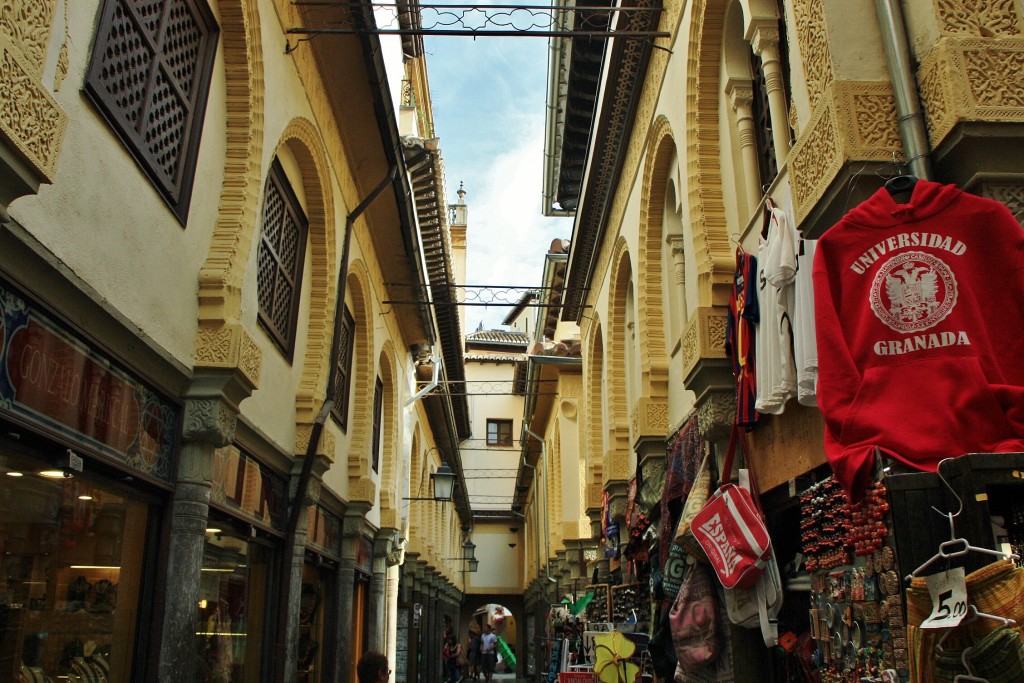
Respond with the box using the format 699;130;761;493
523;427;556;585
274;166;397;681
875;0;933;180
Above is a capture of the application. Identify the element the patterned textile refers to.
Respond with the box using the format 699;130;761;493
907;559;1024;681
659;417;705;566
932;627;1024;683
725;247;759;431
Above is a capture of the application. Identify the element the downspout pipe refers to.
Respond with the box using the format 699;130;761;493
524;426;556;585
875;0;933;180
274;166;397;681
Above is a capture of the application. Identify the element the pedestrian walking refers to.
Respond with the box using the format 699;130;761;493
443;634;463;683
479;624;498;683
467;629;482;680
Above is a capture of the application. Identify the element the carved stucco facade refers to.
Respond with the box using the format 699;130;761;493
574;0;1024;518
0;0;68;186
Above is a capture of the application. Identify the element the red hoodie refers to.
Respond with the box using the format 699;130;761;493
813;180;1024;499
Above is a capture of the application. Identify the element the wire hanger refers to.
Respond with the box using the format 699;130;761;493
953;644;989;683
905;459;1018;582
935;603;1016;653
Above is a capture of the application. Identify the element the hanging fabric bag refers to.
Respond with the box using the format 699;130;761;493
690;424;772;591
668;558;720;672
674;450;714;559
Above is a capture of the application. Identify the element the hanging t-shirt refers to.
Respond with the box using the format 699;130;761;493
726;247;759;429
793;236;818;407
756;207;798;414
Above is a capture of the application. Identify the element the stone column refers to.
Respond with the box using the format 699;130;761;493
279;456;330;683
750;24;792;163
727;79;763;211
158;385;239;683
385;540;405;683
369;528;395;651
667;234;688;338
428;577;440;683
411;562;426;683
337;503;371;683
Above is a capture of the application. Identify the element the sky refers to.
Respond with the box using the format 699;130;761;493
422;16;575;332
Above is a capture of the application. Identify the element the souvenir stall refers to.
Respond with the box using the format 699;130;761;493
542;581;652;683
801;177;1024;683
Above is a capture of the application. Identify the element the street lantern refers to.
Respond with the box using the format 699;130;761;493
462;539;477;561
430;461;456;501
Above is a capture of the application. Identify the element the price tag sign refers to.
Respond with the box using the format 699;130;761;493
920;567;969;629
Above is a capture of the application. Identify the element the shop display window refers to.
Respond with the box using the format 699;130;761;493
298;562;330;682
196;517;277;683
0;447;149;682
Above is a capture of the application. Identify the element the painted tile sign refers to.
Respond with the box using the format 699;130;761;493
0;279;178;481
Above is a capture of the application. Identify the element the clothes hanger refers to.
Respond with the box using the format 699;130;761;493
952;644;990;683
884;174;918;203
935;604;1016;653
905;459;1018;582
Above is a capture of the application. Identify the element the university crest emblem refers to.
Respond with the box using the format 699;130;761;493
869;251;957;333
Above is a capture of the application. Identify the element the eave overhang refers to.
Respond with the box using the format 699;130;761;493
560;0;661;322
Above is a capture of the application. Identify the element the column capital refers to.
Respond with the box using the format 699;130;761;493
726;78;755;114
750;24;781;61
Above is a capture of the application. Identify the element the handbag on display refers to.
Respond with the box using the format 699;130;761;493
690;424;772;591
722;466;782;647
668;558;720;672
674;451;714;559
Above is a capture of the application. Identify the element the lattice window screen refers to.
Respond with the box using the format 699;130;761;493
84;0;218;223
331;306;356;430
256;159;309;357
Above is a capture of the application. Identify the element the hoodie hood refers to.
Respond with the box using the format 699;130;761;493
843;179;963;228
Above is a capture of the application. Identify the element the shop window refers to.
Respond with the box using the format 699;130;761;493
0;445;150;682
197;518;277;682
330;306;356;431
83;0;219;224
298;561;332;682
486;419;513;447
257;158;309;359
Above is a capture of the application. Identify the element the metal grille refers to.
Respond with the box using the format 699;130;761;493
257;159;309;357
84;0;218;222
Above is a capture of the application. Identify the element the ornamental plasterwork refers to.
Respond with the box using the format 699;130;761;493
791;0;834;108
979;182;1024;224
790;106;839;226
0;43;66;181
917;38;1024;149
195;324;263;389
294;423;336;461
349;476;377;504
696;390;734;442
787;80;893;226
631;397;669;440
1;0;55;73
681;306;729;378
935;0;1021;37
184;398;239;447
589;483;602;516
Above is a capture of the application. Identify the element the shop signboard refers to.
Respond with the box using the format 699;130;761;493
0;278;179;482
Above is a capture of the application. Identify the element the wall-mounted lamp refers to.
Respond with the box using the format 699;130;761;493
403;461;457;502
508;527;518;549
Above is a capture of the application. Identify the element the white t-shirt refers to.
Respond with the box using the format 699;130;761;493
480;632;497;654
